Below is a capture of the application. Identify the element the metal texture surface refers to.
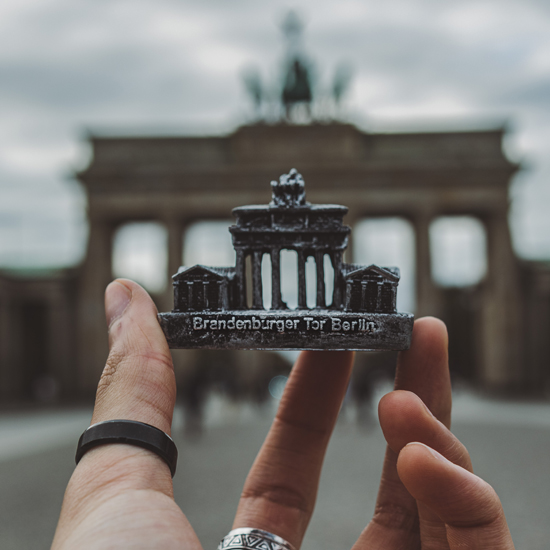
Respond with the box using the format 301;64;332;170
159;310;413;351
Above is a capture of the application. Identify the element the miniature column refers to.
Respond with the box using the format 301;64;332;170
252;250;263;309
187;282;194;310
297;249;307;309
235;248;246;309
331;250;344;308
376;281;383;312
315;250;326;308
202;281;209;309
344;281;352;310
271;248;283;309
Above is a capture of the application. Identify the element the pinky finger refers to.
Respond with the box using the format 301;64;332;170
397;442;515;550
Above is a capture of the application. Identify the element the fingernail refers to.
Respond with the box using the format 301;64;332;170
405;442;449;462
421;400;435;418
105;281;132;327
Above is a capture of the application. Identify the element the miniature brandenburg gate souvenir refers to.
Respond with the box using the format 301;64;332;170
158;169;414;351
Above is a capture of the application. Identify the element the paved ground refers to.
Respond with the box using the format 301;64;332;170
1;388;550;549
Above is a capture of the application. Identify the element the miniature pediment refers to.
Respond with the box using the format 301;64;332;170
173;265;228;281
345;264;400;283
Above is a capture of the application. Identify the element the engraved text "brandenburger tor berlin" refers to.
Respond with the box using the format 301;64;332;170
192;316;378;333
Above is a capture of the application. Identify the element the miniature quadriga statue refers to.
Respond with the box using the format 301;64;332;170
158;169;414;351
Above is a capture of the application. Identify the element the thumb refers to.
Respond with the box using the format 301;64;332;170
92;279;176;434
72;279;177;488
397;442;515;549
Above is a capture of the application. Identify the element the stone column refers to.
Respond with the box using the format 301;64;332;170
167;218;184;282
49;284;75;398
161;217;185;312
297;250;307;309
315;250;326;308
413;213;440;318
525;271;550;388
480;212;522;389
271;248;282;309
76;218;116;396
0;285;12;401
235;248;246;309
252;251;263;309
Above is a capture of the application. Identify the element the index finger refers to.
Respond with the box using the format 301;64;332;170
232;350;354;549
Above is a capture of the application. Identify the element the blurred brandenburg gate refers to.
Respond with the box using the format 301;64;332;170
74;121;526;395
3;119;550;402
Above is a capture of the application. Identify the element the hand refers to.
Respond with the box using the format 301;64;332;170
52;279;515;549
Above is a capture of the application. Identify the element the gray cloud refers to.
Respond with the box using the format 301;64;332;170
2;0;550;264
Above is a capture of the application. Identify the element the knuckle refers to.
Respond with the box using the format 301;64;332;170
372;501;420;534
275;414;331;440
241;483;311;516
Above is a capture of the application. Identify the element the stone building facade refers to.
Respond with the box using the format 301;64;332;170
74;122;524;393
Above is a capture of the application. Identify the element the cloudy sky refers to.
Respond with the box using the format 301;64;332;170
1;0;550;271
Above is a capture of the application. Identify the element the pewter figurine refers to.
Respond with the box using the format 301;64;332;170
158;169;414;351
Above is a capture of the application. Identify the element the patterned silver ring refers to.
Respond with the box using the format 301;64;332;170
217;528;296;550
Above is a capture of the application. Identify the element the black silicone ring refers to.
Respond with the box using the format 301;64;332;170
75;420;178;477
